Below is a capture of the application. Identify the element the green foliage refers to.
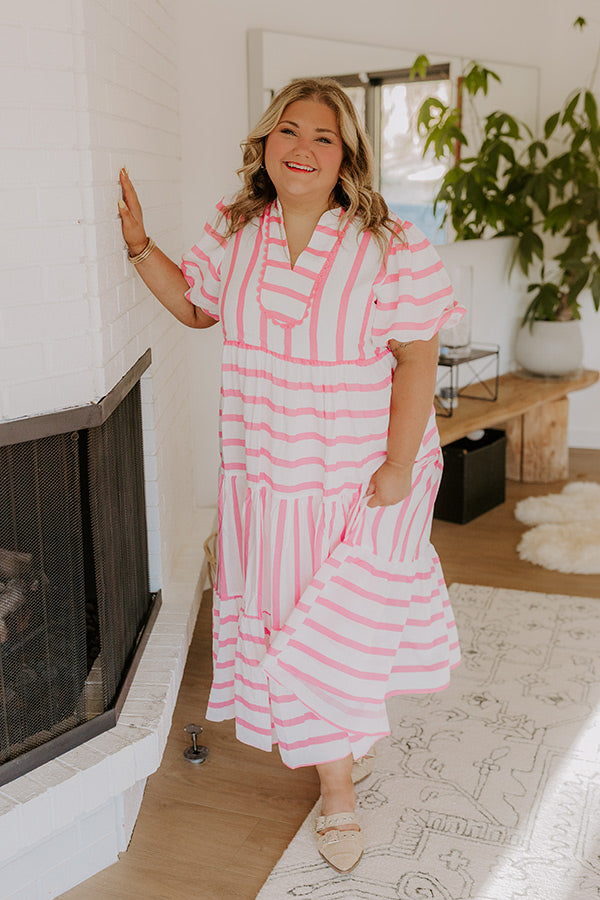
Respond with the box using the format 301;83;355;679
461;63;501;97
415;57;600;324
410;54;430;81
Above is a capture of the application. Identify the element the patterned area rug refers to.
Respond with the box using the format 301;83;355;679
256;583;600;900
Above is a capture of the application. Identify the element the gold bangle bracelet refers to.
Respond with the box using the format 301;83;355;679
128;237;156;265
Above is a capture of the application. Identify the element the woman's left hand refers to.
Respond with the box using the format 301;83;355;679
118;168;148;256
365;460;412;508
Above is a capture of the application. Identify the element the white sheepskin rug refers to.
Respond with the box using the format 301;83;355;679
515;481;600;574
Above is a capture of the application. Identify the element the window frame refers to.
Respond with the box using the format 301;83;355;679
332;63;452;192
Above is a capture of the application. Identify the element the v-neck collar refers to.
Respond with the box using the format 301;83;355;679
273;197;345;271
256;200;349;329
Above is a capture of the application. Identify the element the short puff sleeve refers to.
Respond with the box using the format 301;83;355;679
372;221;464;350
181;200;229;321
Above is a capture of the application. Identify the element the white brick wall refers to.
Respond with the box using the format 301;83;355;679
0;0;198;572
0;0;191;442
0;0;94;419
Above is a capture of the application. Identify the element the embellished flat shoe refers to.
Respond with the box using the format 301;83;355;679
315;811;363;873
351;748;376;784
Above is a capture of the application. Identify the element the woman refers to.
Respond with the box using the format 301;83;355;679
118;77;462;873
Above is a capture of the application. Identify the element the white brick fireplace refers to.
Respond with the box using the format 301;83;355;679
0;1;214;896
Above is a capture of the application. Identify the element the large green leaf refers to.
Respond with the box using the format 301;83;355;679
544;112;560;138
545;152;572;180
561;91;581;126
466;174;486;207
497;140;516;164
523;282;563;324
531;175;550;214
517;230;544;274
528;140;548;163
486;111;522;140
571;129;588;153
462;64;502;97
564;271;590;314
410;54;430;81
417;97;447;131
543;203;572;234
590;267;600;311
584;90;599;129
555;231;591;264
441;165;464;186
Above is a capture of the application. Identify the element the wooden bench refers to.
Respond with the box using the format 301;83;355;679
436;369;599;482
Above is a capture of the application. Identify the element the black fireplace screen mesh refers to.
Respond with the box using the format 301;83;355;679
87;383;150;708
0;381;151;770
0;434;87;760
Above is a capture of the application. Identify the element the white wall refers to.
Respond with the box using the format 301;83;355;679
0;0;94;418
178;0;600;508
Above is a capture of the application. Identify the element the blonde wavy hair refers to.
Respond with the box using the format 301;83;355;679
221;77;404;253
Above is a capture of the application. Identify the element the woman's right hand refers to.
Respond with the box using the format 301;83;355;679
118;168;148;256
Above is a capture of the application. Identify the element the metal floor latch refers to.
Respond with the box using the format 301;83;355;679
183;723;209;764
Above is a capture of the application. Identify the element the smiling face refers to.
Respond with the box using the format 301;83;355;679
264;99;345;213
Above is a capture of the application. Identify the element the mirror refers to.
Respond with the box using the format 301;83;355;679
247;30;540;244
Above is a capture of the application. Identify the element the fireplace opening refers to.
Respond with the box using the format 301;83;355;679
0;351;159;787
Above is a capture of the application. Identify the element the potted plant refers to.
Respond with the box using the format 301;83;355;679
412;18;600;376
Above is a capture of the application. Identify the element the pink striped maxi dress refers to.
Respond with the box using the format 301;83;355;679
181;198;463;768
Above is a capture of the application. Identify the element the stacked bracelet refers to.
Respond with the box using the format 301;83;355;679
128;237;156;265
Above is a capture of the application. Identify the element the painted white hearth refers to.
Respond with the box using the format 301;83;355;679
0;1;215;896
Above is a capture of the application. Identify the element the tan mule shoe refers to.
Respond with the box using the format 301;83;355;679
351;748;376;784
315;811;363;873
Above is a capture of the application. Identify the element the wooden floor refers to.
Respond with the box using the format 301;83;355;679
61;449;600;900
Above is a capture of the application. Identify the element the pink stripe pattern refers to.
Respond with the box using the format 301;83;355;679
183;198;464;767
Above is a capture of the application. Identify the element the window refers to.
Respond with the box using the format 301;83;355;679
334;65;451;243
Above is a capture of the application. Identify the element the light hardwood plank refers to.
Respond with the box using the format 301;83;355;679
60;449;600;900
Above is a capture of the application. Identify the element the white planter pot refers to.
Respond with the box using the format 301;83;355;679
514;320;584;377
